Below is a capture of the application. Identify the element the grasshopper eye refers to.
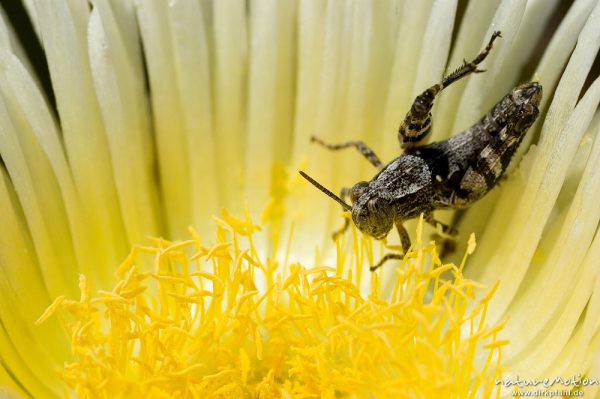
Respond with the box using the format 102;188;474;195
351;181;369;203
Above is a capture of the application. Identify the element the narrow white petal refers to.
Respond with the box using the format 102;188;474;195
0;7;36;80
0;57;78;298
451;0;528;134
34;0;128;278
211;0;248;213
167;0;220;236
0;168;65;397
284;1;330;257
516;0;596;156
134;0;195;237
554;241;600;378
89;3;161;243
470;2;600;325
412;0;457;99
104;0;141;72
480;79;600;323
504;115;600;370
335;1;378;186
381;0;433;160
433;0;500;136
244;0;296;221
289;1;327;165
536;0;597;91
468;0;600;281
358;1;402;142
485;0;560;107
0;324;54;398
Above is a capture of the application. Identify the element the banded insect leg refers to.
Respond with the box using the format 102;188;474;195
370;254;403;271
430;210;465;258
431;233;458;258
332;187;352;240
311;136;384;170
370;221;411;271
425;212;459;258
398;31;502;149
424;212;458;236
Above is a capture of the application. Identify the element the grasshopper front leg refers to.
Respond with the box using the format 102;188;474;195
370;221;411;271
311;136;384;170
332;187;352;240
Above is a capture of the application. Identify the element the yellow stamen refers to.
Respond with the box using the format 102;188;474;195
39;211;506;397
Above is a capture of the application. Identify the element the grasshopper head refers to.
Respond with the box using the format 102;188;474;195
351;183;395;240
299;171;395;240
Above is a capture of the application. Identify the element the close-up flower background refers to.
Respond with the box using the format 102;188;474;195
0;0;599;398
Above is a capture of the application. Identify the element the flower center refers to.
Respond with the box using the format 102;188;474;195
37;212;506;397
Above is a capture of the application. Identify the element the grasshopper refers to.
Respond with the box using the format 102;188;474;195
300;32;542;270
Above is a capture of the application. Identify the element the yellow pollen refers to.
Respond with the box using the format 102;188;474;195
39;211;507;398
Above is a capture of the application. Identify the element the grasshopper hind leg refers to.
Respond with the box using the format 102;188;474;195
398;31;501;148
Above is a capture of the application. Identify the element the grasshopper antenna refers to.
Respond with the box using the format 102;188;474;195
299;171;352;211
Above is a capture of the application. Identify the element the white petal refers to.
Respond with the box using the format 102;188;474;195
380;0;434;160
412;0;457;99
0;53;79;297
167;0;220;236
284;1;331;257
244;0;295;216
34;0;128;277
0;7;37;80
433;0;500;136
451;0;528;134
469;2;600;323
505;110;600;370
210;0;248;213
0;168;66;398
88;2;161;243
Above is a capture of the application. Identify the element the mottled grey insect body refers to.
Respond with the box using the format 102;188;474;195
300;32;543;270
353;82;542;239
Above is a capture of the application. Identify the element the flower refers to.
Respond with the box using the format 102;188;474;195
0;0;599;398
34;214;506;398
